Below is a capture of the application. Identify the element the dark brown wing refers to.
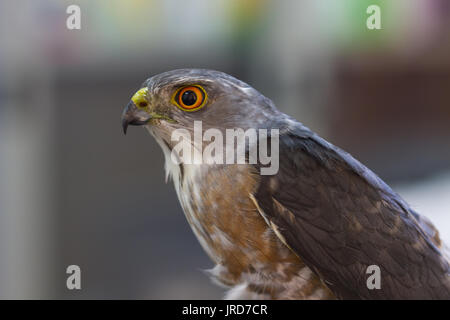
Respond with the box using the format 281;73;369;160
253;127;450;299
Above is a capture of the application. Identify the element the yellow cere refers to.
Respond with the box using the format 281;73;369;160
132;87;149;109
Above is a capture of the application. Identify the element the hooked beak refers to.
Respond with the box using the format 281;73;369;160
121;101;152;134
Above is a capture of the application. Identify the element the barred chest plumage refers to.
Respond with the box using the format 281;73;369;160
154;133;334;299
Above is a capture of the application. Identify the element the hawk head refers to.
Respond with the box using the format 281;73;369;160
121;69;279;145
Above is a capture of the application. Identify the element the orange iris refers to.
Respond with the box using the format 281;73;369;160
176;86;206;111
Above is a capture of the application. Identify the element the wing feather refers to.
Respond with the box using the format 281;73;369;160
252;128;450;299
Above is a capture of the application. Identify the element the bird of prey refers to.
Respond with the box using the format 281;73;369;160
122;69;450;299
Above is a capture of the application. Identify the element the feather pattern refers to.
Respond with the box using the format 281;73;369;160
253;125;450;299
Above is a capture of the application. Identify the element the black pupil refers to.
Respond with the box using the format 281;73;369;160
181;90;197;106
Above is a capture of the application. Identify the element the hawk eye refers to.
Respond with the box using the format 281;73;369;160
174;85;207;111
182;90;197;106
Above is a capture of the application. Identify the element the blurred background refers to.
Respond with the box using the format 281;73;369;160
1;0;450;299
